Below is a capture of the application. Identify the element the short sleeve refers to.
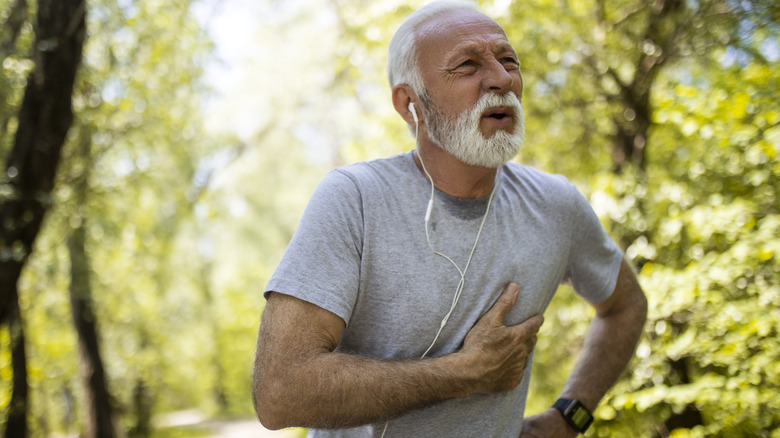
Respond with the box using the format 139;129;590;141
264;169;364;325
564;184;624;304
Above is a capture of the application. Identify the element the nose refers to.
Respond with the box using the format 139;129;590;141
482;59;515;94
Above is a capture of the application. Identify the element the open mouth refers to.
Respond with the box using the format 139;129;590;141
482;107;514;121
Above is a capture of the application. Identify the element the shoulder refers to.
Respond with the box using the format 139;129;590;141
335;152;414;184
503;162;572;187
501;162;580;205
322;151;417;199
308;152;417;214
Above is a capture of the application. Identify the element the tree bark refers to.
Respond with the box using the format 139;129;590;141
128;379;152;438
0;0;86;319
4;299;28;438
68;224;117;438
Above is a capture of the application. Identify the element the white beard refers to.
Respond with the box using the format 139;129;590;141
423;92;525;168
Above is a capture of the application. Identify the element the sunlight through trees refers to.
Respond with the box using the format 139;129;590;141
1;0;778;436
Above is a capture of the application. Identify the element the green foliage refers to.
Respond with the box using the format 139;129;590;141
1;0;240;433
0;0;35;160
506;0;778;435
593;57;780;437
3;0;338;433
326;0;422;162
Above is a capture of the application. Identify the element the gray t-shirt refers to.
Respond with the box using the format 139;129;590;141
265;151;623;438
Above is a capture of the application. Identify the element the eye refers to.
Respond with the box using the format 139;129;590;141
457;59;477;68
501;57;519;67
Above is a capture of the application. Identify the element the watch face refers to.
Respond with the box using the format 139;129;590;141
555;399;593;432
571;405;590;428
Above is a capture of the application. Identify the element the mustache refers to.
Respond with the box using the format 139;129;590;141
417;90;522;122
471;92;522;118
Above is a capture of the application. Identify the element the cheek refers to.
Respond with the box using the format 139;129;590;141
434;94;470;118
516;73;524;98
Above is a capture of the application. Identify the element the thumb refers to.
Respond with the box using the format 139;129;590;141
486;283;519;324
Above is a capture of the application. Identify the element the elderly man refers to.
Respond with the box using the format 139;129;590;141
252;1;647;437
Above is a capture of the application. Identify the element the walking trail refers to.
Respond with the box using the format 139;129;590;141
156;410;304;438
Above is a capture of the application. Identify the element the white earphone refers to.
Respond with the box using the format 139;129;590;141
409;101;418;124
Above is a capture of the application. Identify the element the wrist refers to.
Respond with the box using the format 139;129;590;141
435;352;479;398
553;398;593;435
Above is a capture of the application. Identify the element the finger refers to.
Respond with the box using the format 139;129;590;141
510;314;544;340
485;283;519;323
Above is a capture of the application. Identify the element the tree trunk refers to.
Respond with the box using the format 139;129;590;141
128;379;152;438
0;0;86;319
68;225;117;438
4;299;28;438
199;261;229;410
0;0;85;432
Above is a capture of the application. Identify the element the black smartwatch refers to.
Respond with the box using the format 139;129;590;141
553;398;593;434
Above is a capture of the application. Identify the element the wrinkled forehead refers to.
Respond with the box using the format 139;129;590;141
416;9;513;62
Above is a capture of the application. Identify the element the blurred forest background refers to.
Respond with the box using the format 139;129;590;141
0;0;778;437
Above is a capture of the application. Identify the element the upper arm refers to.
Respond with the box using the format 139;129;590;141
253;292;346;416
256;292;346;364
593;258;647;318
263;169;364;325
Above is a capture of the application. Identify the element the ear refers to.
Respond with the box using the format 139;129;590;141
392;84;420;128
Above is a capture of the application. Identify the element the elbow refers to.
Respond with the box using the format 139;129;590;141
635;287;648;324
254;392;288;430
629;289;648;346
256;409;287;431
253;375;297;430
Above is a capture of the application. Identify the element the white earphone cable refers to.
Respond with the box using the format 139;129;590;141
417;149;500;357
379;107;501;438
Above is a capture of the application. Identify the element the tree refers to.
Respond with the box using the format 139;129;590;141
66;127;116;438
35;0;217;431
2;0;222;434
1;0;329;434
0;0;86;435
69;224;116;438
0;0;85;332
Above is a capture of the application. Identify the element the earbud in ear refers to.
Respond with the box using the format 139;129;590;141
408;102;418;124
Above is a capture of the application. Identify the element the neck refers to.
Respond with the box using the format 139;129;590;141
413;142;498;199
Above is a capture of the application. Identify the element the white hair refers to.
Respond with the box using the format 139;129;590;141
387;0;482;96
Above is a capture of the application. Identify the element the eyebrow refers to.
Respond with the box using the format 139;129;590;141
494;43;518;57
447;41;517;63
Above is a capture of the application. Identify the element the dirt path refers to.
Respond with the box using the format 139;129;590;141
156;410;304;437
198;418;302;437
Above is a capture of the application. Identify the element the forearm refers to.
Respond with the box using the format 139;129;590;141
560;308;644;409
255;349;472;429
560;261;648;410
254;286;541;430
